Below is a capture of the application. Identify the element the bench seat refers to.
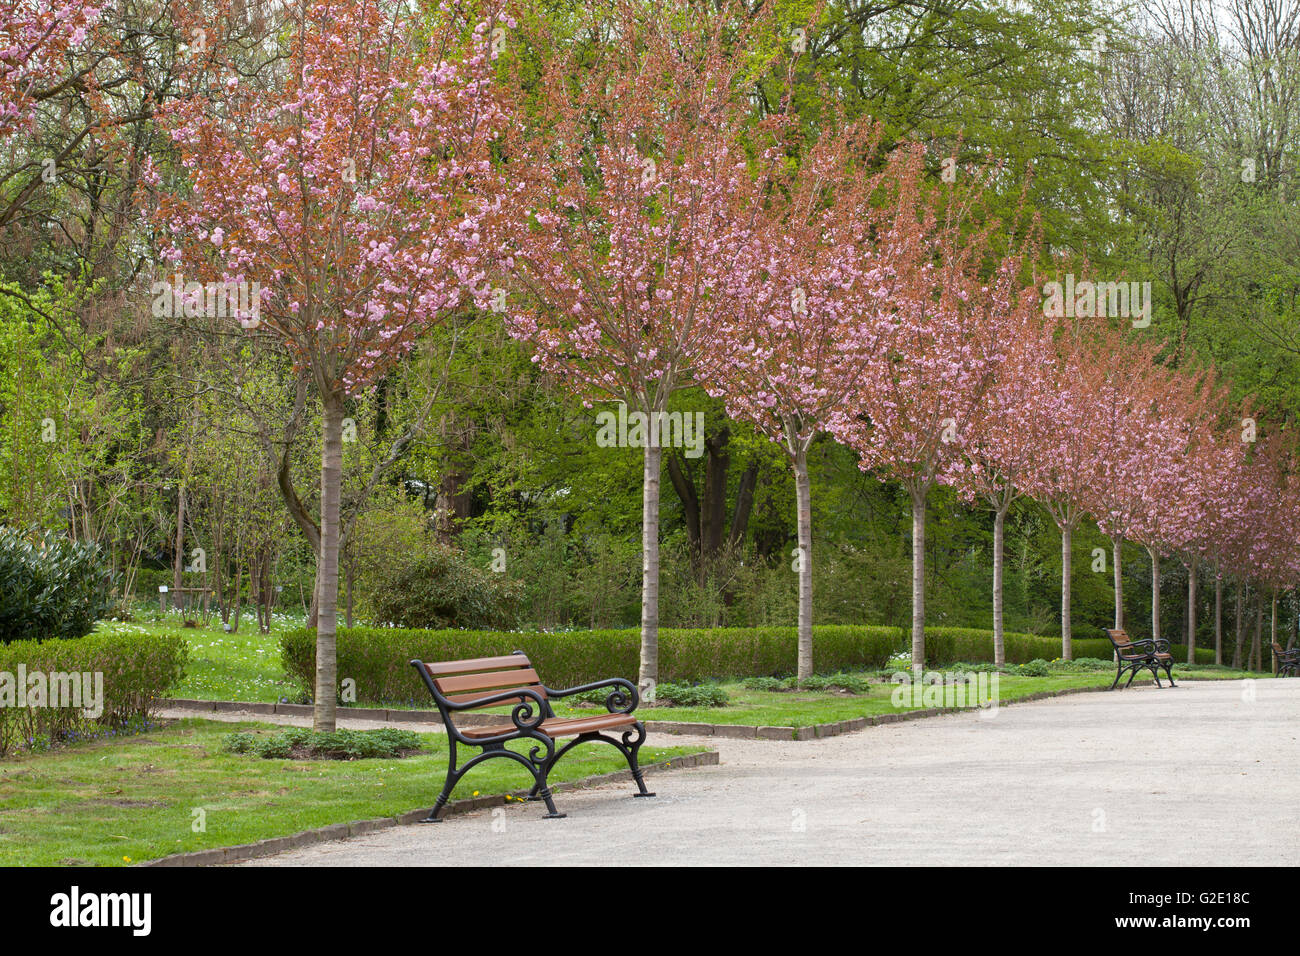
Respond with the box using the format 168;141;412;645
461;712;638;740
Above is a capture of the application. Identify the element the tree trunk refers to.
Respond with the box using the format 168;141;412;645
1271;591;1279;675
910;484;927;675
260;550;273;634
1290;593;1298;651
1214;571;1222;666
232;561;243;633
1149;547;1161;643
172;482;186;593
1186;554;1198;664
1112;535;1123;629
1232;579;1244;669
637;441;662;698
794;444;813;682
314;394;344;732
993;506;1007;670
1251;594;1263;672
307;563;320;629
1060;525;1073;660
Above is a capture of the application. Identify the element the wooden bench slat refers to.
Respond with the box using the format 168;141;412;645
421;654;533;677
434;667;544;695
443;687;547;707
460;712;637;740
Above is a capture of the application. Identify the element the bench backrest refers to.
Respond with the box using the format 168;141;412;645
418;652;547;711
1105;628;1132;648
1272;641;1290;656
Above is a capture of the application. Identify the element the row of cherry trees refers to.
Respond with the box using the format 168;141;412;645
16;0;1300;725
493;0;1300;684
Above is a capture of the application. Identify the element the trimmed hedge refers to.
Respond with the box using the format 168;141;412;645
281;625;903;705
281;624;1225;707
921;627;1218;667
0;632;188;755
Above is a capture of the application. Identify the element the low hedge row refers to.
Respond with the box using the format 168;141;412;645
280;624;1224;706
921;627;1218;666
0;632;188;755
280;625;903;704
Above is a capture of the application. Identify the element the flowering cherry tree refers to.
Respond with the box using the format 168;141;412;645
1016;321;1109;660
0;0;102;140
957;307;1056;668
499;0;771;695
154;0;506;730
1083;331;1168;631
707;118;907;681
832;162;1029;673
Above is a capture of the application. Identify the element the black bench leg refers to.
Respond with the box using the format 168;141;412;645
1163;662;1176;686
535;783;565;819
1110;665;1123;691
420;775;457;823
623;723;655;797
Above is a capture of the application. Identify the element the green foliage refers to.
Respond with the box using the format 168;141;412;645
280;624;902;704
1049;657;1113;672
739;672;871;693
0;631;188;755
798;672;871;694
1016;658;1051;677
0;526;116;643
223;726;422;760
654;681;729;707
362;542;523;630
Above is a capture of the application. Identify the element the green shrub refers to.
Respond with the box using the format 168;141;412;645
800;672;871;694
224;727;422;760
1017;658;1051;677
363;543;524;630
0;631;188;755
0;526;116;644
281;625;903;705
654;681;729;707
1052;657;1112;672
741;676;785;692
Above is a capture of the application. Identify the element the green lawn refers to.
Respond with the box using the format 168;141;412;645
95;615;302;703
552;667;1259;727
0;717;702;866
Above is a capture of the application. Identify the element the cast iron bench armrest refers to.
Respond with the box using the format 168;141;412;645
1116;639;1157;654
543;677;639;715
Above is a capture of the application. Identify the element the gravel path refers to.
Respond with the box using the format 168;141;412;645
225;679;1300;866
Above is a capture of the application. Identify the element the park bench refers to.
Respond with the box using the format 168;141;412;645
1271;642;1300;677
1104;628;1176;690
410;651;654;821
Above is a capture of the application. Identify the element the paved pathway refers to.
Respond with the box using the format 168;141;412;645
233;679;1300;866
